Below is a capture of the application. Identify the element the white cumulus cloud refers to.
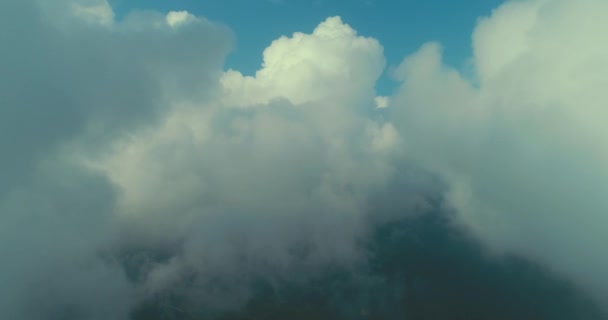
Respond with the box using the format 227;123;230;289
220;16;385;106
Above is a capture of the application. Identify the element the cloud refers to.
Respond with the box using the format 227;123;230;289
88;14;403;315
1;0;607;318
390;0;608;306
165;11;196;28
0;1;406;318
374;96;389;109
0;0;230;318
220;16;385;106
71;0;114;26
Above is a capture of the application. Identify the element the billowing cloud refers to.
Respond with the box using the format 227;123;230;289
1;0;607;318
89;13;402;315
0;0;230;318
391;0;608;306
1;1;404;318
220;16;385;106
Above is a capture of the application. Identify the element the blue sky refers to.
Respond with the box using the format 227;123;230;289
109;0;504;95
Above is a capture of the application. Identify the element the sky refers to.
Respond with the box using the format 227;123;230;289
1;0;608;319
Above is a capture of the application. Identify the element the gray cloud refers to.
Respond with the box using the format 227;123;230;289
0;0;231;318
390;0;608;308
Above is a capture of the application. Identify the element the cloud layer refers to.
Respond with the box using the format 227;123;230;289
1;0;607;318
